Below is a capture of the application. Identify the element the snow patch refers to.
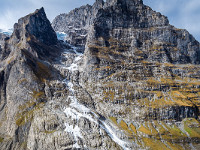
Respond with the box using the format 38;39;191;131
56;31;68;41
62;46;83;72
65;123;83;138
61;45;131;150
63;80;131;149
100;120;131;150
67;63;78;71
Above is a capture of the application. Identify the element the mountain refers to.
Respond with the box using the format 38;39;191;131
0;0;200;150
0;29;12;48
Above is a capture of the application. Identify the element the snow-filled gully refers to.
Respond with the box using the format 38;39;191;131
61;47;131;150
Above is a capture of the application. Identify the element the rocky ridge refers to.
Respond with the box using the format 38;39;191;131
52;0;104;48
0;7;66;150
0;6;134;150
0;0;200;150
53;0;200;149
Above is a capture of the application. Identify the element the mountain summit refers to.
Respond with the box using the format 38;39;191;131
12;7;57;46
0;0;200;150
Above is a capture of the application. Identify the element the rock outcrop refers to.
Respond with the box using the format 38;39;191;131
0;6;129;150
0;0;200;150
52;0;104;47
53;0;200;149
13;7;57;46
0;7;65;150
0;33;8;47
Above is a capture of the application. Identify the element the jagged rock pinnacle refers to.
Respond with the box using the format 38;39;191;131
105;0;143;6
12;7;57;46
94;0;104;8
1;1;200;150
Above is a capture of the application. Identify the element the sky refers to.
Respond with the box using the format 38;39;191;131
0;0;199;41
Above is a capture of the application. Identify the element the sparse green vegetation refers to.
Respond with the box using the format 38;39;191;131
0;137;4;143
18;78;28;84
16;109;34;126
16;102;44;126
109;117;118;125
36;61;52;82
44;130;56;134
183;118;200;138
32;91;45;99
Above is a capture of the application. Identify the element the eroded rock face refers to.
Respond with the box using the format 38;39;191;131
52;0;104;47
0;7;65;150
0;33;8;48
85;0;199;66
12;7;57;46
0;6;128;150
53;0;200;66
54;0;200;149
76;0;200;149
0;0;200;150
0;33;10;61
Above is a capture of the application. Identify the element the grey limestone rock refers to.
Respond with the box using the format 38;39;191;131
0;4;128;150
1;0;200;150
0;7;64;150
53;0;200;149
0;33;9;48
12;7;57;46
52;0;104;47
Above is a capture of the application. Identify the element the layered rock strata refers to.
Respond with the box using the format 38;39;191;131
53;0;200;149
0;6;131;150
0;0;200;150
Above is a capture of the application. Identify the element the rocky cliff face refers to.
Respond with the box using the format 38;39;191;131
0;6;130;150
80;1;200;149
0;7;65;150
0;33;9;47
53;0;200;149
13;7;57;44
52;0;104;47
0;0;200;150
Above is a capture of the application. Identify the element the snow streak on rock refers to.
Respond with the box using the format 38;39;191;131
99;120;131;150
61;46;131;150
